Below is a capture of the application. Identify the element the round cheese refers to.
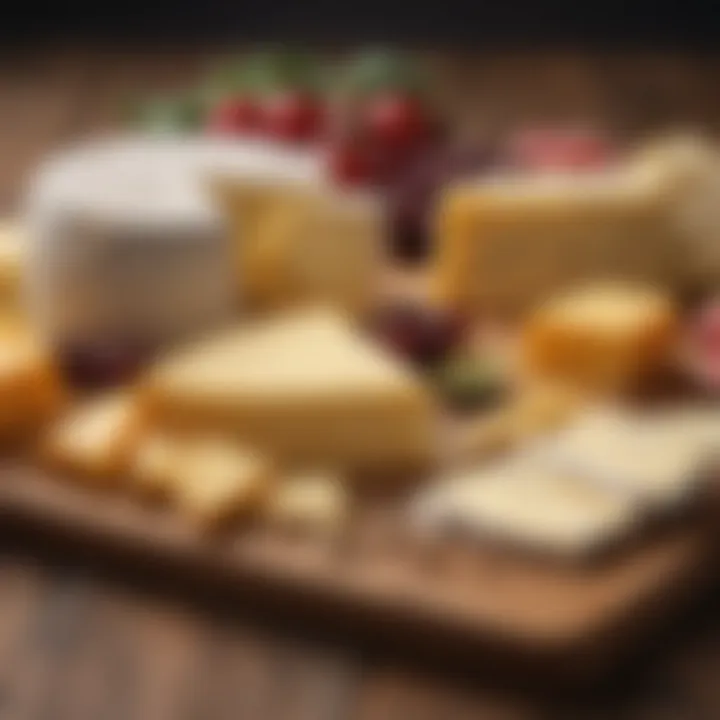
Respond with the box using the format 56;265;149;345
24;136;323;350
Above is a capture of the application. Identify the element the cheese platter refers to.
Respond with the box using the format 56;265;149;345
1;48;720;686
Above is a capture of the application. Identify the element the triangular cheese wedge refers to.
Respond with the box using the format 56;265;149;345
143;309;435;474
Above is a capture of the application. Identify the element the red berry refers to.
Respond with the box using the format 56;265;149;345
508;127;611;171
363;93;431;154
693;303;720;355
262;91;325;143
206;97;260;135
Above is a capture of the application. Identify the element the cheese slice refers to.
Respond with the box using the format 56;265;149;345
143;308;436;474
432;164;687;315
171;436;273;528
211;178;384;318
42;393;140;482
412;457;637;556
130;432;179;499
521;283;678;394
537;405;720;508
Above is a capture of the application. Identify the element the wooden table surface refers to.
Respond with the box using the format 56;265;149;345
4;45;720;719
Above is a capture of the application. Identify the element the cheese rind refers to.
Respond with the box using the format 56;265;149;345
143;309;436;474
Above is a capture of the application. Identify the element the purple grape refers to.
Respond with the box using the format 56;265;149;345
386;140;499;262
59;339;152;390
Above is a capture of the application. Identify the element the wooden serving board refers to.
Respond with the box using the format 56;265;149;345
0;461;716;687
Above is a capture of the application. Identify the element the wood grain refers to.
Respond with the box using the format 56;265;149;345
2;45;720;719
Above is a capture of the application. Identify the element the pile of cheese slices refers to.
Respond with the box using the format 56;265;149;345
0;130;717;552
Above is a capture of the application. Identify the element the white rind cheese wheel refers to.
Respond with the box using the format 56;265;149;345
24;136;323;349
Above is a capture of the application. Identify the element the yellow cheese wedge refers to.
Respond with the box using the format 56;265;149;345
42;393;141;483
143;308;436;475
432;166;685;315
171;436;273;529
211;179;384;317
521;283;678;394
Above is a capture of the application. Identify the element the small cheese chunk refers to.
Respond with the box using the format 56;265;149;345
42;393;140;482
265;471;348;532
130;433;179;499
412;458;637;557
521;283;678;394
143;308;435;474
171;437;273;528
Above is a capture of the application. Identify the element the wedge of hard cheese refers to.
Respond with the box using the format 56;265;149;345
143;308;436;475
211;178;384;317
433;165;686;315
412;457;638;557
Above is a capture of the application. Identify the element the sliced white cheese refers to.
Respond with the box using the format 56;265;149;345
412;457;637;557
537;405;720;508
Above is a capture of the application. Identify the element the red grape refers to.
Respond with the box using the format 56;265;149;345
262;91;325;143
363;93;431;154
206;97;260;135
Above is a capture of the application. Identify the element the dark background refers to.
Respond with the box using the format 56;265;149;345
2;1;719;46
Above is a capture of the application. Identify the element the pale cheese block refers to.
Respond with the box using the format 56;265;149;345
0;322;65;444
265;471;348;532
25;136;323;349
432;164;687;315
210;176;384;318
143;308;436;474
537;405;720;509
42;393;141;482
412;457;637;557
170;436;273;529
521;283;678;394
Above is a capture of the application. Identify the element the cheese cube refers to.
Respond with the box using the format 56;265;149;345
412;458;638;557
432;167;685;315
130;433;180;499
211;178;384;317
42;393;140;482
171;437;273;528
265;471;348;532
143;308;436;474
521;283;677;394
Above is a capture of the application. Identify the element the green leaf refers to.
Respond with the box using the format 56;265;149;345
132;94;205;134
342;48;429;98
